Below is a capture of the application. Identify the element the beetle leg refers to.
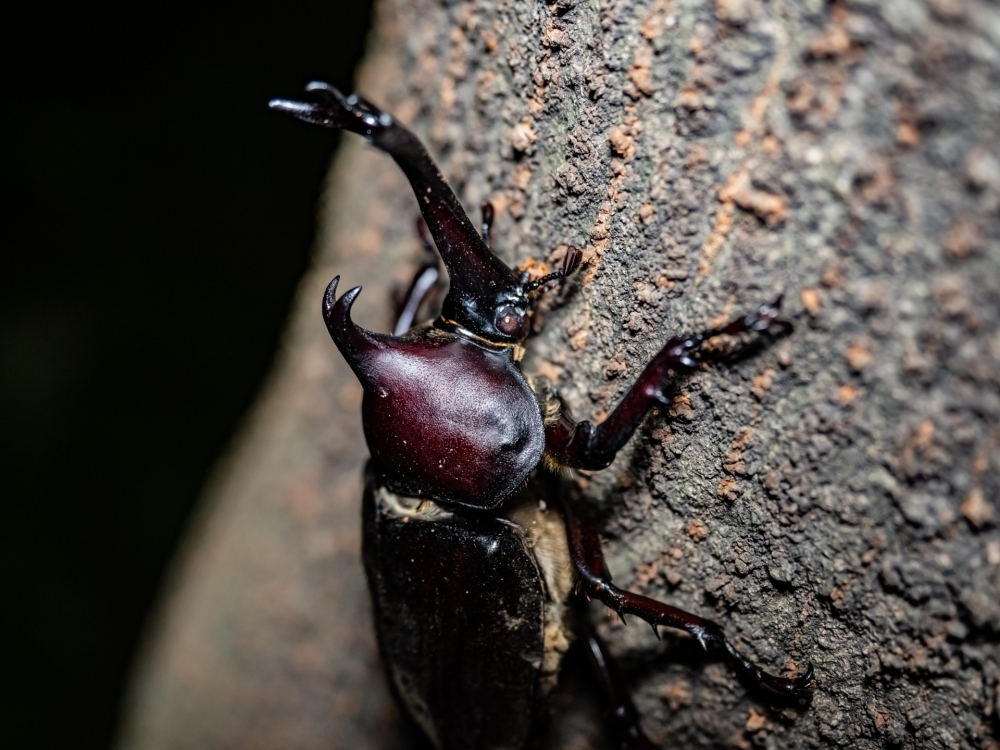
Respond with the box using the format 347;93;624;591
392;219;442;335
577;609;660;750
544;298;792;470
563;508;815;702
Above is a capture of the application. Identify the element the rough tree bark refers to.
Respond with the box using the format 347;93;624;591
118;1;1000;748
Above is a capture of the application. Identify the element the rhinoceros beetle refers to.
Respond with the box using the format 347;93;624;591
270;82;814;750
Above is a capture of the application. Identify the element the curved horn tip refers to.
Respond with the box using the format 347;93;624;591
322;276;341;315
305;80;336;93
268;98;311;114
330;285;364;322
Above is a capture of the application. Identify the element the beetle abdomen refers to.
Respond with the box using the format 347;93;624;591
361;333;544;509
363;480;550;750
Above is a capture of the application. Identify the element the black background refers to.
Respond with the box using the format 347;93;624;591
1;2;373;747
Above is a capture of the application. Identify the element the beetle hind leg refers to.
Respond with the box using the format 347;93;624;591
564;508;815;702
577;610;660;750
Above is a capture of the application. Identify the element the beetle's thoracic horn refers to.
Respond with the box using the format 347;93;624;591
271;83;527;343
322;277;385;379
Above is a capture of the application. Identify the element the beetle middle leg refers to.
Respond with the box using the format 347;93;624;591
563;506;815;701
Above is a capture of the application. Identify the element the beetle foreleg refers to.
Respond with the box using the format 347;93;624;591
544;298;792;471
577;609;660;750
391;219;442;336
564;508;815;702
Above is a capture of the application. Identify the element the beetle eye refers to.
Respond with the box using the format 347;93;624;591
495;306;527;338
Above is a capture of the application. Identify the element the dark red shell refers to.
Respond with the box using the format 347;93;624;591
360;332;544;508
323;278;544;509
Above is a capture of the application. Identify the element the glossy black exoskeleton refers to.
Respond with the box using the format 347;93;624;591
270;82;814;750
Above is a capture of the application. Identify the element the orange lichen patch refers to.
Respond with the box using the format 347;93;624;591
732;427;755;451
609;126;635;158
628;54;655;97
745;707;769;732
723;450;747;475
761;135;782;156
808;25;851;58
638;203;656;223
845;341;873;371
821;264;845;288
480;27;498;53
587;207;611;243
719;169;788;226
718;477;739;500
697;200;736;276
509;120;538;152
752;368;776;399
801;288;821;316
723;428;754;475
668;392;695;420
944;216;985;259
511;163;533;190
962;488;995;528
837;384;859;404
674;84;705;112
686;519;709;541
440;76;457;110
486;192;507;219
602;359;628;379
735;51;787;147
541;21;569;48
475;69;496;103
896;122;920;147
640;2;672;41
854;157;896;207
660;679;693;711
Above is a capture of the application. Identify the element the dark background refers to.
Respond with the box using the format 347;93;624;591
0;2;373;748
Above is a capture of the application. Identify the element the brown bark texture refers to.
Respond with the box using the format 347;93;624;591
117;0;1000;748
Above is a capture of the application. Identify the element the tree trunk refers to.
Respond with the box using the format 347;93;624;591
118;0;1000;748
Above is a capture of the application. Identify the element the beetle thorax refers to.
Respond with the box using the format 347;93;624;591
360;330;545;509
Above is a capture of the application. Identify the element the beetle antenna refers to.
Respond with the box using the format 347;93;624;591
524;246;583;293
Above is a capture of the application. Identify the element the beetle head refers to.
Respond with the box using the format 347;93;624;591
270;83;582;346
